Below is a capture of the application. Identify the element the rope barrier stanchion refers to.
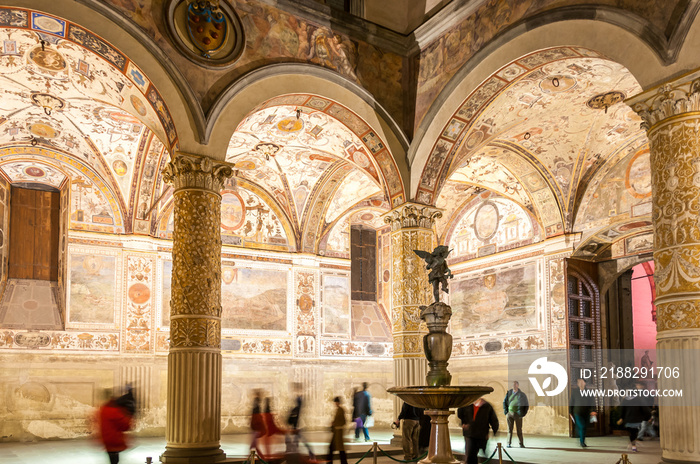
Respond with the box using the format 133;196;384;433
500;446;518;464
497;442;503;464
481;447;498;464
373;442;378;464
615;453;632;464
353;444;375;464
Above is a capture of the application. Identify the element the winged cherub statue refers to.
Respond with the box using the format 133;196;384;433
414;245;454;303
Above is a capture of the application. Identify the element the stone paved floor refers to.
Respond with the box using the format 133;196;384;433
0;429;661;464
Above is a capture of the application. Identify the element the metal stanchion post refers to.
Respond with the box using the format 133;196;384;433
373;441;378;464
252;449;257;464
497;442;503;464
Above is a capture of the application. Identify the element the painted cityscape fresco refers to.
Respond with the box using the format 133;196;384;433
451;262;537;336
68;253;116;324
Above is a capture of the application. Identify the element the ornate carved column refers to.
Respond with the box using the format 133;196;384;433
629;74;700;464
160;153;233;464
384;203;441;427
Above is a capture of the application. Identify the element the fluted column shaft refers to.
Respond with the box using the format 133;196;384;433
161;153;233;464
384;203;440;430
630;74;700;463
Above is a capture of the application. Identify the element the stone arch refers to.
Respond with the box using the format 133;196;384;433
206;63;409;203
410;13;700;199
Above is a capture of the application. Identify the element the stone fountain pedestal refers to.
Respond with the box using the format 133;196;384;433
388;301;493;464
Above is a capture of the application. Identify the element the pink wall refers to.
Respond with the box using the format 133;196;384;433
632;261;657;366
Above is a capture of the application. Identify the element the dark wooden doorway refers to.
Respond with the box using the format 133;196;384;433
567;259;604;436
8;185;60;281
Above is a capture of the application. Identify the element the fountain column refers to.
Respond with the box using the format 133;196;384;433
384;203;441;418
629;74;700;463
160;153;233;464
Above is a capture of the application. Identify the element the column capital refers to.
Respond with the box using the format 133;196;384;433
162;152;234;192
627;69;700;130
384;202;442;231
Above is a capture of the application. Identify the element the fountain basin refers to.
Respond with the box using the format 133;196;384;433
387;386;494;410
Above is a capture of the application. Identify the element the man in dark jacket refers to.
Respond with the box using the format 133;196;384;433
617;382;652;452
457;397;499;464
569;378;597;447
502;381;528;448
352;382;372;442
393;402;423;461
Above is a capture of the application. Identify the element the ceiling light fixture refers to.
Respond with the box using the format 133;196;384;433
30;92;65;117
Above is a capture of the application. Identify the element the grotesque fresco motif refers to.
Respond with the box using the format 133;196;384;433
451;262;537;336
430;52;646;246
0;17;174;235
68;253;117;324
321;274;351;336
446;196;540;261
414;0;685;128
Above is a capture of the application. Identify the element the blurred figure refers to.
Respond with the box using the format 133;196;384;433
617;382;652;452
570;378;596;448
457;397;499;464
262;397;286;457
393;402;422;461
329;396;348;464
352;382;372;442
286;384;315;459
98;388;133;464
417;408;431;457
250;389;267;457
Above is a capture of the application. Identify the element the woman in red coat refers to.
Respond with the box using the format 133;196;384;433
99;393;133;464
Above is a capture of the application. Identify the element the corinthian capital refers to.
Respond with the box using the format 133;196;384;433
628;70;700;130
384;202;442;231
162;152;234;192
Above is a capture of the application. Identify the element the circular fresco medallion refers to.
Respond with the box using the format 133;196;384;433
107;110;142;125
465;130;484;150
29;122;59;139
222;266;237;285
352;150;370;168
29;47;67;72
298;293;313;312
220;190;245;231
234;160;256;170
23;166;45;178
112;160;128;176
360;212;375;221
383;270;390;282
474;202;499;241
128;283;150;304
625;149;652;198
33;16;64;33
551;282;565;306
539;75;576;93
277;118;304;133
130;95;148;116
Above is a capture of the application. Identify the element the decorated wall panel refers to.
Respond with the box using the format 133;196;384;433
0;175;9;296
321;272;351;337
66;247;121;328
451;261;538;337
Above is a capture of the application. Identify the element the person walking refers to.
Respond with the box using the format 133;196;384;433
503;381;528;448
570;378;597;448
618;382;652;452
250;389;267;457
286;385;315;459
352;382;372;442
329;396;348;464
98;389;133;464
457;397;499;464
393;402;422;461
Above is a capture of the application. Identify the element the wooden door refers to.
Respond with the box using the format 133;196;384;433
9;186;60;280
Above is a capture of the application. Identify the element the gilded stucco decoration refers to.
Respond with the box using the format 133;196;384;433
163;152;233;349
386;203;439;357
629;70;700;331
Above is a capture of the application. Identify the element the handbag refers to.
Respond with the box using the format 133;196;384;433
364;416;375;428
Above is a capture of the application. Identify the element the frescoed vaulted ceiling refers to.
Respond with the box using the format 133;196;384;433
225;97;397;252
427;47;652;261
0;13;174;235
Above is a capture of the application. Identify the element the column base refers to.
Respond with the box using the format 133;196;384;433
160;446;226;464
